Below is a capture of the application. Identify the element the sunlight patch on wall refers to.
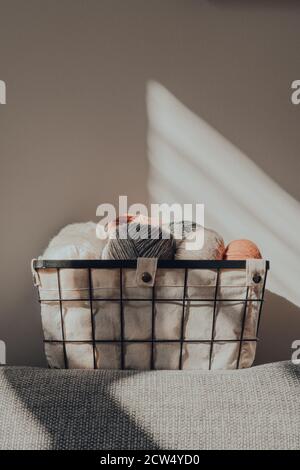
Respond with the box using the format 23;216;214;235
147;81;300;307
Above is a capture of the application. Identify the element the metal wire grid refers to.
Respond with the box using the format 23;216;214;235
33;259;269;370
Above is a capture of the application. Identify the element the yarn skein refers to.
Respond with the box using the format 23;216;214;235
223;239;262;260
107;214;136;231
107;213;151;232
168;221;225;260
102;222;175;260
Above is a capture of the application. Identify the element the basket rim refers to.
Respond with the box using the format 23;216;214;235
33;259;270;270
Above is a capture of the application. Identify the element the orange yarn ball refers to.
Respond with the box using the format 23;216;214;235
223;239;262;260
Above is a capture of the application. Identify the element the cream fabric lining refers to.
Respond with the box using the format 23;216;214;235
36;260;267;370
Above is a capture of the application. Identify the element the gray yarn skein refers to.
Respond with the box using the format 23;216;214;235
168;220;225;260
168;220;199;238
102;222;175;260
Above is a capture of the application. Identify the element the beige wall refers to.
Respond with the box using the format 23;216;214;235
0;0;299;366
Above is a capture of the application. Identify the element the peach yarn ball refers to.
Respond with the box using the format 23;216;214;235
224;239;262;260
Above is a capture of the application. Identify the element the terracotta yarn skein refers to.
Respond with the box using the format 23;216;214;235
224;239;262;260
108;213;142;232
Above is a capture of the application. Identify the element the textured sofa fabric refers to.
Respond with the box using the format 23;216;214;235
0;361;299;450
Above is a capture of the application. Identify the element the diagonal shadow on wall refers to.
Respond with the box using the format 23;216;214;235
146;81;300;364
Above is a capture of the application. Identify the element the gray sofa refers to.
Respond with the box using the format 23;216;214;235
0;361;299;450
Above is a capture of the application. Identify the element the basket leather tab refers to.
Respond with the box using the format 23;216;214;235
246;259;266;286
31;258;41;286
136;257;158;287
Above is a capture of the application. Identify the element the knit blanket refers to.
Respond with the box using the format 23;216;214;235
0;361;299;450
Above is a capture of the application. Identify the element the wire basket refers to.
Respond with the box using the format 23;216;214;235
32;259;269;370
